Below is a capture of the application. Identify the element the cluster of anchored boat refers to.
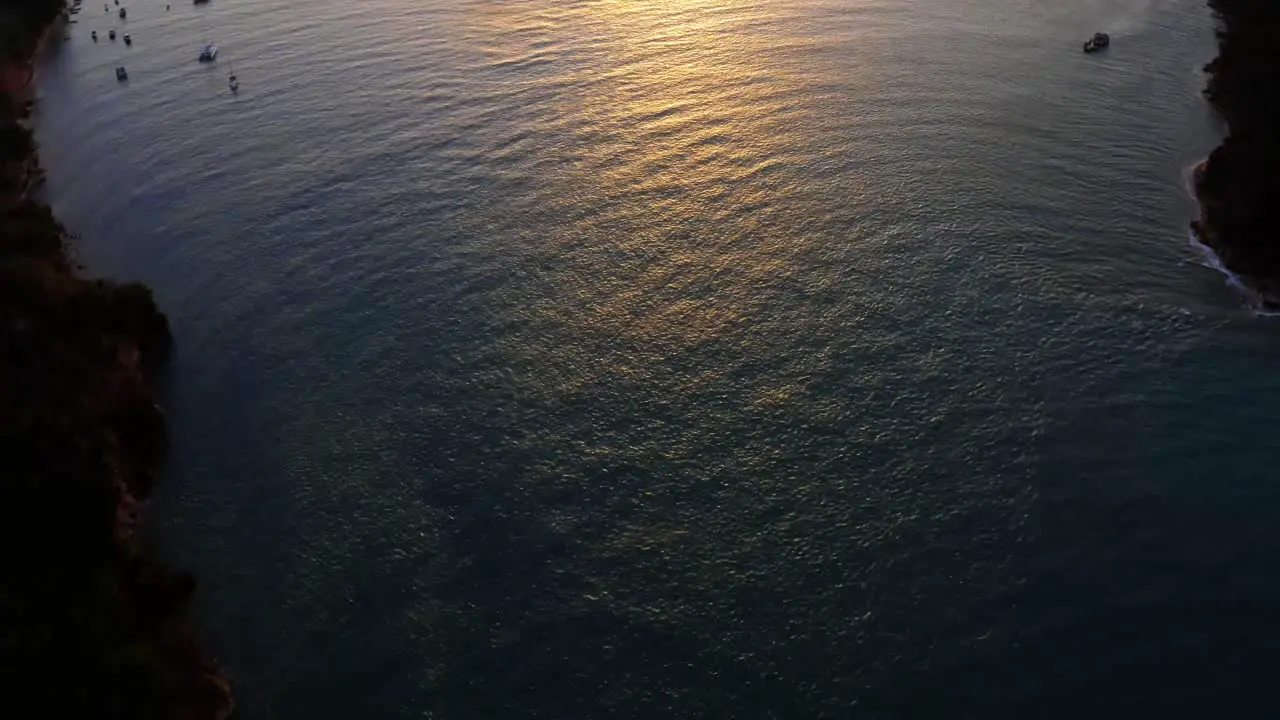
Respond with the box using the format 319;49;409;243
81;0;135;55
72;0;236;91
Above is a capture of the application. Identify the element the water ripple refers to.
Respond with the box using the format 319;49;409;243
31;0;1277;718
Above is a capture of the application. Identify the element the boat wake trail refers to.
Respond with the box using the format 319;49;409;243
1072;0;1177;36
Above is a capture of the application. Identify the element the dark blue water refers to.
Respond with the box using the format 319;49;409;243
32;0;1280;716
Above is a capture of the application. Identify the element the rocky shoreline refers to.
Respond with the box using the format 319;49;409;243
1191;0;1280;307
1;1;232;716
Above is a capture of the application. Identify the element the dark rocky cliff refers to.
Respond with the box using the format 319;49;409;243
1192;0;1280;304
1;0;232;716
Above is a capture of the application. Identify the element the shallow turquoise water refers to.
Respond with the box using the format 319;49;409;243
33;0;1280;717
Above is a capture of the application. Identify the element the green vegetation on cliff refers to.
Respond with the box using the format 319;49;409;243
1193;0;1280;302
1;0;232;716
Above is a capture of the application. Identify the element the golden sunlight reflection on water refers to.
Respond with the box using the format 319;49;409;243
467;0;849;356
37;0;1240;714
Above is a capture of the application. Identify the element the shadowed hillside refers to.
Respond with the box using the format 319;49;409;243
0;0;232;716
1193;0;1280;304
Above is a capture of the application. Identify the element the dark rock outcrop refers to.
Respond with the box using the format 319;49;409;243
1192;0;1280;304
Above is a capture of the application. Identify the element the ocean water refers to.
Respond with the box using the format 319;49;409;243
32;0;1280;717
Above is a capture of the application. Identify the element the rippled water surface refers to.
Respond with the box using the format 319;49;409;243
33;0;1280;717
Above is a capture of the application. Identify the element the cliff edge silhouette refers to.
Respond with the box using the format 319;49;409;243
1;0;232;716
1192;0;1280;305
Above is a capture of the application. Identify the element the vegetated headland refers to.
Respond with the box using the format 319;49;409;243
0;0;232;716
1192;0;1280;306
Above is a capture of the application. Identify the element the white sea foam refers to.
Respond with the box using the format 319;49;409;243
1187;232;1280;316
1182;157;1280;315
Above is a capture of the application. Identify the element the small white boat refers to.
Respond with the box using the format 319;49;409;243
198;43;218;61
